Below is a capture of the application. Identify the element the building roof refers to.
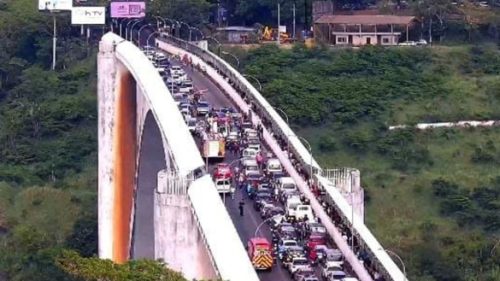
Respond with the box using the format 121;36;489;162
315;15;416;25
216;26;256;32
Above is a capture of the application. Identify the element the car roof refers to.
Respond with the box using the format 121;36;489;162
279;177;295;184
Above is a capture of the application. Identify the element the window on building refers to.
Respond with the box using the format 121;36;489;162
337;36;347;43
382;37;390;44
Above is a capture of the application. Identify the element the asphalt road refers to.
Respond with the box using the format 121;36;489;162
184;64;294;281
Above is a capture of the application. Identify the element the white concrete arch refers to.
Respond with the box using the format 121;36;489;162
98;32;258;281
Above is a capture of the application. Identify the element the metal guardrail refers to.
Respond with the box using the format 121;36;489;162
157;33;407;281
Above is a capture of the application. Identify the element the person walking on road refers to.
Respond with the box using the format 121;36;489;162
238;200;245;216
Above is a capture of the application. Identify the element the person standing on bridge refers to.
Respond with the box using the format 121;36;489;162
238;200;245;216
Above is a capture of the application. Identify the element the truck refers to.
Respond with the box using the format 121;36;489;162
202;132;225;159
247;237;274;270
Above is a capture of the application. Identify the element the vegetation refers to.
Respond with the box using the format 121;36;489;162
57;250;187;281
241;44;500;281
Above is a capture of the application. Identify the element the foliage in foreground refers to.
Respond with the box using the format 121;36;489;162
57;250;187;281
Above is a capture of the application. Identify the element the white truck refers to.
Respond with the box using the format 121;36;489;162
215;178;234;195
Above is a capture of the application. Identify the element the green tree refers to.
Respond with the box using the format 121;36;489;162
56;250;187;281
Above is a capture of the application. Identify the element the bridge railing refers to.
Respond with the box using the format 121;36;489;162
157;34;406;281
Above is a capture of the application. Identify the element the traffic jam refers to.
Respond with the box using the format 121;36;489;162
143;45;360;281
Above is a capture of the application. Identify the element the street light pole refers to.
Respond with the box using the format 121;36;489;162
221;51;240;69
125;19;137;40
277;2;281;45
206;36;222;55
137;24;152;46
254;215;281;237
384;249;407;281
129;20;142;42
243;74;262;91
146;31;159;48
52;12;57;70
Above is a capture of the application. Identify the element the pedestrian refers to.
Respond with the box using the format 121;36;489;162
238;200;245;216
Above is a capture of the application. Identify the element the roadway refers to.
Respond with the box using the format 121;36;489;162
184;65;294;281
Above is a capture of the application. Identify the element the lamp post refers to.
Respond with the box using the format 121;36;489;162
383;249;407;281
129;20;143;42
154;16;165;30
206;36;222;55
125;19;139;40
146;31;160;48
288;135;313;178
221;51;240;69
254;215;282;237
137;24;152;46
243;74;262;91
178;21;192;41
119;18;130;38
190;26;205;41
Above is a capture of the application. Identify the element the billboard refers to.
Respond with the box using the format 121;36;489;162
38;0;73;11
71;7;106;25
110;2;146;18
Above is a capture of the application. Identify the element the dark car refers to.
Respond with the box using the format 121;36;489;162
253;192;273;211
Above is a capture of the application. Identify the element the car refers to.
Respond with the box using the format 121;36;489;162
186;117;197;133
181;80;194;92
277;239;300;259
260;204;283;218
325;270;346;281
179;104;192;116
340;278;359;281
280;245;306;264
287;256;310;275
277;177;298;196
293;267;316;281
305;234;326;254
242;159;259;176
274;224;298;241
321;263;343;280
322;248;343;267
213;163;232;180
170;65;183;75
253;193;274;211
196;101;210;116
266;158;283;175
306;222;327;236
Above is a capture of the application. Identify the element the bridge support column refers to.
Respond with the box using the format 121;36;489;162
155;170;213;280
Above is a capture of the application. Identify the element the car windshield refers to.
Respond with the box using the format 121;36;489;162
293;259;308;265
283;183;296;190
284;241;297;247
198;102;209;108
247;165;259;171
188;120;196;126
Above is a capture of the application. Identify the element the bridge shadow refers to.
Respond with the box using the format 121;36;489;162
131;111;166;259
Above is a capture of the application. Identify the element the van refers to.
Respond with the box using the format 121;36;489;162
285;196;302;217
277;177;297;194
242;148;258;160
215;178;232;194
243;159;259;176
290;205;314;221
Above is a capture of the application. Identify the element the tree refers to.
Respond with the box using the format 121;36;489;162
56;250;187;281
413;0;454;43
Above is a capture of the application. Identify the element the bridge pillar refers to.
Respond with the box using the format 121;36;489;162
155;170;216;280
98;38;138;263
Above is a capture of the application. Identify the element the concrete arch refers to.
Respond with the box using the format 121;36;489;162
132;110;166;259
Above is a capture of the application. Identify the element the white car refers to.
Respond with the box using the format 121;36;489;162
214;178;233;194
277;177;297;194
321;264;344;280
287;257;310;274
289;204;314;222
170;65;183;75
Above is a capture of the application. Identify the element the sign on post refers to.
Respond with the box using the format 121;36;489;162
110;1;146;18
38;0;73;11
71;7;106;25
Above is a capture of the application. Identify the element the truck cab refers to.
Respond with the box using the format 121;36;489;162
247;237;274;270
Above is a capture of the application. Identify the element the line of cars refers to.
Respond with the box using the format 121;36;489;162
142;45;359;281
204;104;359;281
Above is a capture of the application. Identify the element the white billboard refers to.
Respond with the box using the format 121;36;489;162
38;0;73;11
71;7;106;25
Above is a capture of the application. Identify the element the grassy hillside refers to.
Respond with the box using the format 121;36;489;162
240;44;500;281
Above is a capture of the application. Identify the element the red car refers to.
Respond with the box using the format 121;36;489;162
213;163;232;179
306;234;326;252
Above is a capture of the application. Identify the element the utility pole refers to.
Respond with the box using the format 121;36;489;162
277;2;281;45
52;13;57;70
293;1;296;40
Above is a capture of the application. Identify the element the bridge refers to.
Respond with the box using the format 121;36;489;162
97;28;407;281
